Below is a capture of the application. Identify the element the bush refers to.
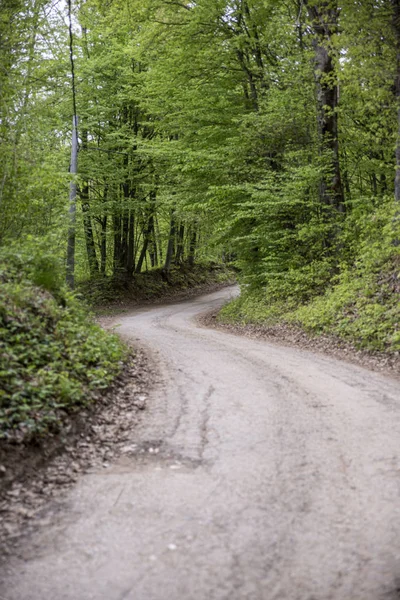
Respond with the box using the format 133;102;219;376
219;200;400;353
0;250;125;441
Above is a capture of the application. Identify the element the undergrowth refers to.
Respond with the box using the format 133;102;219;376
0;250;125;442
220;202;400;353
80;262;234;308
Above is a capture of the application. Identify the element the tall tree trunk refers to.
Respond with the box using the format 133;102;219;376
100;184;108;275
120;211;130;273
149;216;158;268
155;215;163;263
175;223;185;264
117;173;130;275
305;0;344;213
392;0;400;202
100;215;107;275
80;181;99;277
126;210;135;276
136;214;154;273
66;115;78;289
163;212;176;274
113;212;122;275
147;189;158;267
80;129;99;277
188;227;197;267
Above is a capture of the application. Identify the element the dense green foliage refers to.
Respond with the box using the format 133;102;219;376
220;202;400;351
0;251;124;440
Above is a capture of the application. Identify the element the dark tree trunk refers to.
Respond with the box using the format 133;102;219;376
380;172;388;195
80;181;99;277
175;223;185;265
242;0;266;89
149;216;158;268
116;172;132;276
79;129;99;277
66;115;78;289
126;210;135;276
136;214;154;274
113;213;122;274
148;189;158;267
188;227;197;267
155;215;163;263
163;212;176;274
305;0;344;213
120;206;129;273
236;49;259;110
392;0;400;201
100;215;107;275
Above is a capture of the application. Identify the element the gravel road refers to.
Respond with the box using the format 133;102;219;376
2;285;400;600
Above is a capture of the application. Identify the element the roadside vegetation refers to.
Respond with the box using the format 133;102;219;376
0;249;125;442
220;203;400;354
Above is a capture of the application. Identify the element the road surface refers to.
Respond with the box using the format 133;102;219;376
2;286;400;600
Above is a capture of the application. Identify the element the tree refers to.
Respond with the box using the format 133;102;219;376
304;0;344;213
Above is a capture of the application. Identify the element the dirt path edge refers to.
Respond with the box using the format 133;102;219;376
0;349;153;559
199;310;400;380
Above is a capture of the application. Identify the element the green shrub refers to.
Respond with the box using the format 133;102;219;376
220;200;400;353
0;251;125;441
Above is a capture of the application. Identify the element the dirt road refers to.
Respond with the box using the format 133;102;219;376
2;286;400;600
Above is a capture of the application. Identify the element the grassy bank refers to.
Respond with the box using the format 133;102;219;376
0;252;125;443
220;212;400;355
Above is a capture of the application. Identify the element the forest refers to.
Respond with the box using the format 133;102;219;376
1;0;400;437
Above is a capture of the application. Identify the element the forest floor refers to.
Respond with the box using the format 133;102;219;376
82;263;235;314
2;286;400;600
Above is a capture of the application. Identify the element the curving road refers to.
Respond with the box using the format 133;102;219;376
3;286;400;600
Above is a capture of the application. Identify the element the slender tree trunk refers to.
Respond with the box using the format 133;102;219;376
113;212;122;275
163;212;176;274
100;215;107;275
120;209;129;273
188;227;197;267
66;1;78;288
175;223;185;264
80;129;99;277
149;216;158;267
155;215;163;263
80;182;99;276
119;144;132;276
126;210;135;275
136;214;154;273
99;184;108;274
380;172;387;195
392;0;400;201
146;189;158;267
236;49;259;110
305;0;344;213
66;115;78;288
242;0;267;89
